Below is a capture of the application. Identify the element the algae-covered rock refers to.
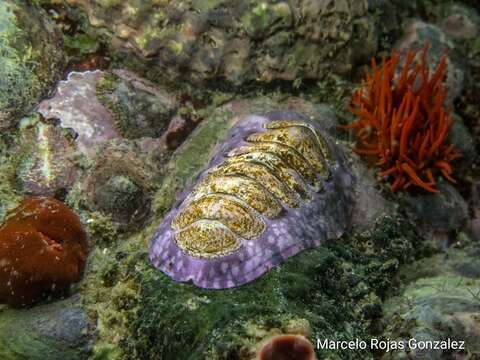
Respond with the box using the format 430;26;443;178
0;296;94;360
405;183;469;236
437;3;479;40
346;149;394;234
449;113;476;170
96;69;178;139
0;132;21;221
56;0;385;86
382;245;480;359
0;0;65;128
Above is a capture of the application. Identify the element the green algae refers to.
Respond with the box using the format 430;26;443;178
241;1;292;38
0;1;64;127
0;2;41;122
192;0;227;12
172;110;234;186
383;244;480;358
95;0;123;9
64;33;99;55
0;126;21;221
84;211;119;247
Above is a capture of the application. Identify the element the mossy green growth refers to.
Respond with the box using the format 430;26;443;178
241;1;292;38
96;71;177;139
94;73;131;132
0;0;64;126
95;0;123;9
0;130;21;221
96;72;119;95
0;2;40;122
192;0;227;12
64;33;100;55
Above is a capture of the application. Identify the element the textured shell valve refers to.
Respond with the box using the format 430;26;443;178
150;111;353;288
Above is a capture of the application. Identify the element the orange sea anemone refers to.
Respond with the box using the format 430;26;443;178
342;45;461;193
0;197;88;306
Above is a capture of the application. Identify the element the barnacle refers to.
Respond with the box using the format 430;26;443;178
171;119;329;259
342;45;461;193
83;143;156;228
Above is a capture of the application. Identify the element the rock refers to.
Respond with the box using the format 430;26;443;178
470;182;480;241
56;0;386;85
394;19;465;104
405;183;468;237
0;0;65;128
96;69;178;139
0;136;22;221
439;4;479;40
382;245;480;359
449;113;476;170
162;115;194;150
348;151;394;233
0;296;94;360
33;69;183;232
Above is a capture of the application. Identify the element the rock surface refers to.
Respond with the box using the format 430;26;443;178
57;0;385;85
382;245;480;359
394;19;465;104
0;296;94;360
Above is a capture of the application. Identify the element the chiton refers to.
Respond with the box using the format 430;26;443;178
150;111;354;288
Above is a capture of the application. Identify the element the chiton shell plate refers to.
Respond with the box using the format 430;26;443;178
150;111;354;288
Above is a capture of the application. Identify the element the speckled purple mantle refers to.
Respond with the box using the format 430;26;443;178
149;111;354;288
